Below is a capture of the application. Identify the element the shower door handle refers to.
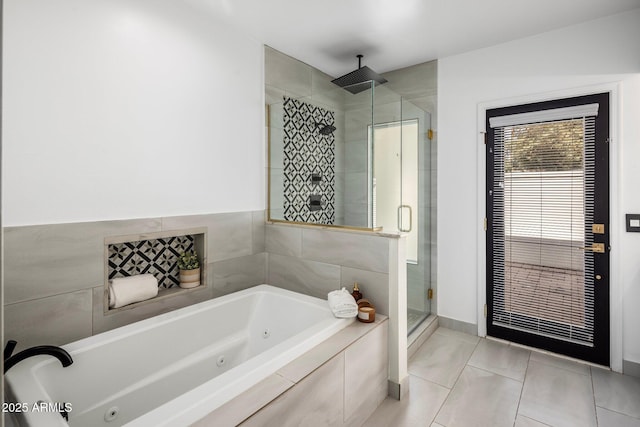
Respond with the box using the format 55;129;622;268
398;205;412;233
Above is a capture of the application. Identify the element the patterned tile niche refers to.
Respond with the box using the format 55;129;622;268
108;235;195;288
283;96;336;224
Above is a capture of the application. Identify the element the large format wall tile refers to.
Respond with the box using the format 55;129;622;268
264;46;312;99
344;322;389;426
5;290;93;351
211;253;267;296
344;172;369;204
252;210;266;253
381;61;437;100
340;266;389;315
311;68;345;109
4;219;161;304
268;253;340;299
193;374;295;427
4;210;267;347
265;225;302;257
344;202;369;229
344;138;370;173
302;228;390;273
162;212;253;262
241;354;345;427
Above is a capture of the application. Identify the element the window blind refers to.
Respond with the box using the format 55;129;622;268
491;116;596;346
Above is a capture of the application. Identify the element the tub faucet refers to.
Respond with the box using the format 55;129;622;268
4;340;73;373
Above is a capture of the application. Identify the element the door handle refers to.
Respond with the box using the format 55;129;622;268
577;243;605;253
398;205;412;233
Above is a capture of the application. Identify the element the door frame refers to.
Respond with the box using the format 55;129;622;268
475;83;622;371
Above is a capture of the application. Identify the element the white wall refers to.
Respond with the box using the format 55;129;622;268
438;9;640;365
2;0;265;226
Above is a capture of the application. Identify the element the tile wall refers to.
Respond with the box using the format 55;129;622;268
282;96;336;223
3;211;266;351
266;46;346;224
266;46;438;315
265;223;393;315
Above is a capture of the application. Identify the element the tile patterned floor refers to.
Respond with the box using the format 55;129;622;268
364;327;640;427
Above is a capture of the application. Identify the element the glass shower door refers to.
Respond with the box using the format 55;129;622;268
371;100;431;336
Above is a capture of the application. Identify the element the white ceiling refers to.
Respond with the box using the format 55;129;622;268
185;0;640;77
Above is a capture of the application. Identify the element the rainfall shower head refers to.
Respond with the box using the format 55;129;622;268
315;122;336;135
331;54;388;95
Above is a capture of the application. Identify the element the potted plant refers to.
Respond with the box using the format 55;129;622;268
178;250;201;289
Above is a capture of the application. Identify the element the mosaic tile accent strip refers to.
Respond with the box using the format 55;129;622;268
283;96;336;224
108;235;195;288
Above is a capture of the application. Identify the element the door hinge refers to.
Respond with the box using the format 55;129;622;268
427;289;433;300
483;132;487;145
427;129;434;140
484;304;488;318
484;218;488;231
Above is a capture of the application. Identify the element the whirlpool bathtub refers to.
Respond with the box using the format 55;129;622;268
6;285;354;426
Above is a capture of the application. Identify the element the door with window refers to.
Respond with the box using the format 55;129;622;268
486;93;609;365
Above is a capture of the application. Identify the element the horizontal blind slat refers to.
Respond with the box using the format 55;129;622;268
491;117;595;345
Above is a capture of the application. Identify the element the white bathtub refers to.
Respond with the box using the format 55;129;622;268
6;285;354;426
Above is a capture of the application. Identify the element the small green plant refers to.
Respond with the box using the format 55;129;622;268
178;250;200;270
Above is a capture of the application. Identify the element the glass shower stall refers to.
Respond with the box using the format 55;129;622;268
267;78;433;336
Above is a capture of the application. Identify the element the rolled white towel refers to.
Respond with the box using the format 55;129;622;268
109;274;159;308
327;288;357;318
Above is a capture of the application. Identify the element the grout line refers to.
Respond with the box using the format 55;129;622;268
590;366;599;426
512;350;532;426
508;341;607;371
595;405;640;421
430;337;481;426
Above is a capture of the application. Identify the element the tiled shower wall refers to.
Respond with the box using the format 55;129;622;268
3;211;266;352
282;96;336;223
266;46;346;224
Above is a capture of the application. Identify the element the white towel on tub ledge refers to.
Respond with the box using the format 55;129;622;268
109;274;159;308
327;288;358;318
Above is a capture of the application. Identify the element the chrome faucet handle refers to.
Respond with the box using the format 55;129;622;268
4;340;17;360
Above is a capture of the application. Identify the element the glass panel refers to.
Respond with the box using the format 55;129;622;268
267;82;374;228
403;99;432;335
370;99;432;336
492;118;595;345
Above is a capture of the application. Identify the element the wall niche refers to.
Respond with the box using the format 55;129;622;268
104;227;207;313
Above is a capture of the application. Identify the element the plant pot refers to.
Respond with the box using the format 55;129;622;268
179;267;201;289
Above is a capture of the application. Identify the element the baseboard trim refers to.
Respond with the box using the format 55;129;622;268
387;375;410;401
408;315;438;359
623;359;640;378
438;316;478;336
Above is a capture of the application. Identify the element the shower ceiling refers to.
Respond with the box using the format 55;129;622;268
184;0;640;76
